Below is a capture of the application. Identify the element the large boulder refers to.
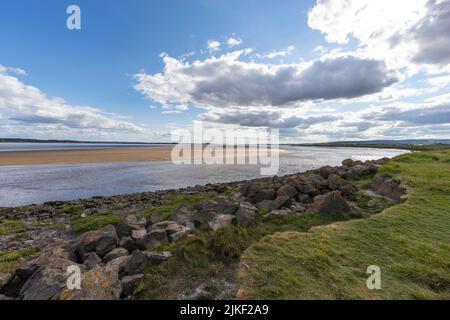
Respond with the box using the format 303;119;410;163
57;264;122;300
19;258;82;300
78;225;119;258
208;214;236;232
252;189;276;203
235;202;258;227
276;184;298;198
271;196;292;210
135;229;168;250
346;164;378;179
296;183;320;197
169;207;195;227
82;252;101;270
370;174;406;202
311;191;352;214
342;159;354;167
119;251;148;277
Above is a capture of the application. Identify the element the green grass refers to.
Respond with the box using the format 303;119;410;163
56;204;84;214
0;220;26;235
0;248;39;273
137;193;217;220
239;150;450;299
71;214;122;233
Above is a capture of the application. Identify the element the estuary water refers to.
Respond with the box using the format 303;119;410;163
0;145;408;207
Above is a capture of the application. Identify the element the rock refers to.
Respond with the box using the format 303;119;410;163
296;183;320;197
82;252;101;270
103;248;129;264
146;214;162;228
208;214;236;232
319;166;335;179
79;225;119;258
342;159;354;167
289;204;306;213
346;164;378;178
271;196;292;209
119;237;136;252
105;255;130;270
170;207;195;227
370;174;406;202
252;189;276;203
120;251;148;276
0;294;13;300
120;274;144;298
235;202;258;227
131;228;147;241
276;184;298;198
115;223;133;238
169;226;193;242
328;174;345;190
308;174;329;190
153;221;183;235
297;193;313;204
311;191;351;214
256;199;273;210
0;272;14;296
144;252;172;265
263;208;292;219
124;215;146;229
19;258;81;300
57;264;121;300
244;184;262;198
135;229;168;250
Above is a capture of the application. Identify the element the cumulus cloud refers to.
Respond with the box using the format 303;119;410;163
207;40;221;52
263;45;295;59
308;0;450;72
0;69;144;134
226;37;243;47
134;50;398;109
200;108;339;128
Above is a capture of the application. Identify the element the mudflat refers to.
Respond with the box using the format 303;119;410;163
0;146;270;166
0;147;174;166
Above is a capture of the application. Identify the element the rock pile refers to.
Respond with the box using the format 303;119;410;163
0;156;406;300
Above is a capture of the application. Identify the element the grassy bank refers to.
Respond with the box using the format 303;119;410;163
238;150;450;299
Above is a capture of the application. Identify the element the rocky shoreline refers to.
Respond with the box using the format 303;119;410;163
0;157;407;300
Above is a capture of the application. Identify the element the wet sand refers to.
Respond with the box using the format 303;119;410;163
0;146;273;166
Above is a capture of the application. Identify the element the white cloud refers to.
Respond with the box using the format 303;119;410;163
0;67;144;136
226;37;243;47
308;0;450;73
134;50;397;109
259;45;295;59
207;40;221;52
426;74;450;87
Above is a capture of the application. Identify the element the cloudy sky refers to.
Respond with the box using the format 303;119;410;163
1;0;449;142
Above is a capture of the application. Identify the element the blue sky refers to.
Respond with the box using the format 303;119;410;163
1;0;449;142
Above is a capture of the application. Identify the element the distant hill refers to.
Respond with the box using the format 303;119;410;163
0;138;172;145
301;139;450;145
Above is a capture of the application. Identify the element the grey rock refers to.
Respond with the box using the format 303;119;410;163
119;237;136;252
83;252;101;270
235;202;258;227
252;189;276;203
103;247;129;264
370;174;406;202
297;193;313;204
276;184;298;198
57;264;121;300
131;228;147;241
169;226;193;242
120;251;148;276
271;196;292;210
116;223;132;238
135;229;169;250
120;274;144;298
208;214;236;232
145;251;172;266
79;225;119;258
311;191;351;214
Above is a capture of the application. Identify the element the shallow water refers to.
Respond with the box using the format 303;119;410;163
0;146;408;207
